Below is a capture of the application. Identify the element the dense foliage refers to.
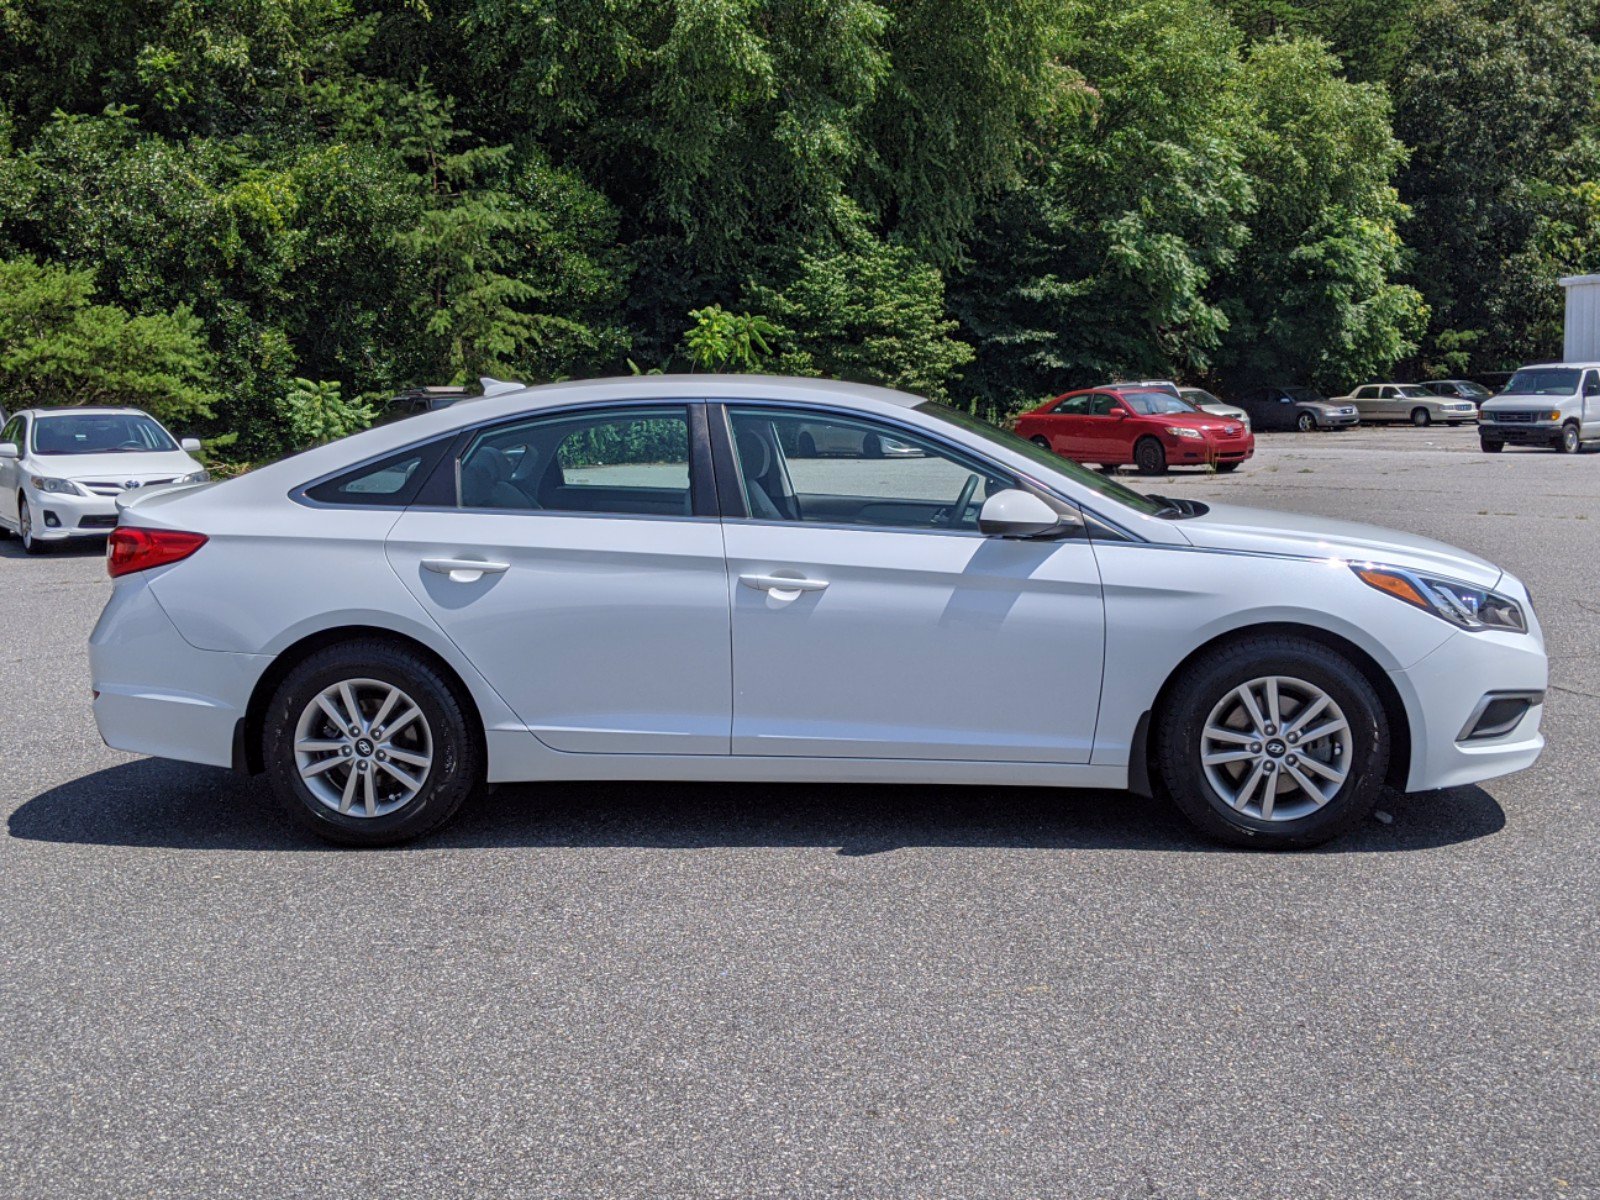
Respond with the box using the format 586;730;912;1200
0;0;1596;453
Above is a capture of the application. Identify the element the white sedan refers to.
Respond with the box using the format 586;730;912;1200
0;407;208;553
89;376;1547;848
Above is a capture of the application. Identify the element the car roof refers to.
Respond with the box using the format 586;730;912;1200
1514;362;1600;370
17;406;153;418
228;375;931;491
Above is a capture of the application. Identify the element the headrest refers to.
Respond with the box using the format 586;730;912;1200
736;429;771;478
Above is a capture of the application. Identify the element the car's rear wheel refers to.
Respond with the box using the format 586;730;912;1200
1154;636;1389;848
263;640;483;846
1029;436;1051;451
1560;421;1581;454
18;498;46;555
1481;438;1504;453
1411;407;1431;427
1295;412;1316;432
1134;437;1167;476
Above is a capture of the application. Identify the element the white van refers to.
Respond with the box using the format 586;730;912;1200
1479;362;1600;454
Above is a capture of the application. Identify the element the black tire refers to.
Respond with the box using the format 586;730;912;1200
1560;422;1581;454
1214;461;1240;473
1134;437;1167;476
1029;436;1052;450
18;497;46;555
1152;635;1390;849
1295;411;1317;432
797;432;817;458
263;639;484;846
862;432;884;459
1480;438;1504;454
1446;421;1461;427
1410;407;1431;427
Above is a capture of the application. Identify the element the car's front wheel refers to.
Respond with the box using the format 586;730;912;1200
1411;407;1431;427
1560;421;1581;454
263;640;483;846
1154;636;1389;848
1134;437;1167;476
1296;412;1317;432
18;497;47;555
1481;438;1504;453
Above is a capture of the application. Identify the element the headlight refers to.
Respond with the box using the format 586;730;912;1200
29;475;81;495
177;469;210;484
1353;565;1527;633
1547;410;1562;421
1165;426;1203;439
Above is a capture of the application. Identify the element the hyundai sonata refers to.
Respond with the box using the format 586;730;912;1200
90;376;1547;848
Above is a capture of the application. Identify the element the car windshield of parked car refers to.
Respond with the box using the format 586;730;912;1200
1395;385;1433;398
1182;389;1221;406
31;412;178;455
1504;368;1581;396
915;402;1170;517
1455;381;1491;398
1283;387;1326;403
1121;391;1197;416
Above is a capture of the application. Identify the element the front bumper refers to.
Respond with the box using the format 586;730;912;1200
25;488;120;539
1481;421;1561;445
1316;411;1361;428
89;573;270;768
1389;623;1547;792
1167;436;1255;466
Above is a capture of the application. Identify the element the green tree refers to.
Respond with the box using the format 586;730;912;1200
0;256;215;424
682;305;778;372
277;377;375;448
745;213;973;400
1214;37;1427;392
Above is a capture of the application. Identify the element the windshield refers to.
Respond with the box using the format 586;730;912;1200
1395;385;1432;398
1504;368;1580;396
31;412;178;455
1122;391;1199;416
915;402;1169;517
1181;389;1220;406
1453;380;1491;398
1283;387;1327;403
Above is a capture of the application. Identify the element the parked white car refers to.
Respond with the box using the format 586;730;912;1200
0;407;208;553
90;376;1546;849
1178;387;1251;431
1478;362;1600;454
1335;383;1478;427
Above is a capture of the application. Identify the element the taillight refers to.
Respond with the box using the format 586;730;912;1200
107;527;208;578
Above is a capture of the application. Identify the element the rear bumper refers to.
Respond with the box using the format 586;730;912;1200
89;574;269;768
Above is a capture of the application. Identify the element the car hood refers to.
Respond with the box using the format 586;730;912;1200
1177;501;1502;588
1199;404;1247;419
1157;413;1241;431
29;450;200;479
1481;394;1572;410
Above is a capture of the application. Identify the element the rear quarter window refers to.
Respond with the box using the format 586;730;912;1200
301;440;451;507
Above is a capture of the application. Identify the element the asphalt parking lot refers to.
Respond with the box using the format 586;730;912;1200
2;424;1598;1199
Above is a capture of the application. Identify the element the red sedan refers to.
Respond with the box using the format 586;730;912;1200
1015;386;1255;475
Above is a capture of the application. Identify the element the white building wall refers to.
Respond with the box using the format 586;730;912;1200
1560;274;1600;362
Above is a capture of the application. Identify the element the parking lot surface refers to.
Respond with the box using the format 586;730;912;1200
2;425;1598;1199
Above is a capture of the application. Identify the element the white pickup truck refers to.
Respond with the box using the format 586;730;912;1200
1478;362;1600;454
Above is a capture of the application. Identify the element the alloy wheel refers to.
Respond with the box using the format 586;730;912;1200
1199;675;1352;822
1562;424;1580;454
292;678;434;818
1296;413;1315;432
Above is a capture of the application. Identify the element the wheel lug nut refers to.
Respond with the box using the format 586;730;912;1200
357;761;368;771
376;751;387;761
1286;755;1298;766
1287;733;1298;744
349;726;361;737
1263;762;1275;772
1250;743;1262;753
342;746;352;756
1265;724;1276;735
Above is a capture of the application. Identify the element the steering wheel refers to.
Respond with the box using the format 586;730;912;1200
937;473;981;528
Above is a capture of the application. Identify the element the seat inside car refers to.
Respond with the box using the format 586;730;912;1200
461;445;535;509
735;426;799;520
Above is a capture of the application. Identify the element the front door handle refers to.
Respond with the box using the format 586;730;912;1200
422;557;510;583
740;573;830;600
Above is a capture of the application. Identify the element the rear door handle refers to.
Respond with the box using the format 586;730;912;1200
740;573;829;599
422;557;510;583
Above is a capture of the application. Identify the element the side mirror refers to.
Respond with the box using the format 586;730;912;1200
1112;409;1128;418
978;489;1073;538
180;437;203;453
0;442;17;460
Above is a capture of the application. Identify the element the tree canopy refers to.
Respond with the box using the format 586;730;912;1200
0;0;1595;453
